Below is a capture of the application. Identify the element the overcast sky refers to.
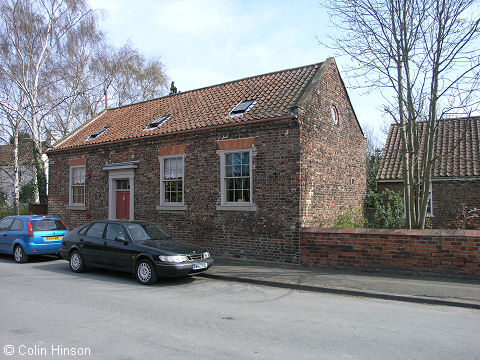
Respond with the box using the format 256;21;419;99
88;0;391;145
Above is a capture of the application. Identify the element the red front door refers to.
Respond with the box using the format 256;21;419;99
116;191;130;220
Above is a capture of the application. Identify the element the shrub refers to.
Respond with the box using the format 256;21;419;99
0;203;28;218
0;191;7;205
369;188;406;229
19;180;36;204
449;207;480;230
333;206;367;228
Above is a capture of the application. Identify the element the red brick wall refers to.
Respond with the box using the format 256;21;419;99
377;180;480;229
48;120;302;263
301;228;480;277
299;60;366;227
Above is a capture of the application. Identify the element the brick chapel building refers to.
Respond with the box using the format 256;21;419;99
47;58;366;263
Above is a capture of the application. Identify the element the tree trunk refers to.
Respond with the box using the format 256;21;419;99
32;141;47;205
12;130;20;214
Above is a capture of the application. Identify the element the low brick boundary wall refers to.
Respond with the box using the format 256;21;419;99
300;228;480;277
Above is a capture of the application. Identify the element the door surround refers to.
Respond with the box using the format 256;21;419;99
103;161;139;221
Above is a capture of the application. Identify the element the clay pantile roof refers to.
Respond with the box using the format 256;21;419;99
378;116;480;180
53;62;325;151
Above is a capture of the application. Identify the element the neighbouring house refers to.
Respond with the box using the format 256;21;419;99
47;58;366;263
0;144;36;205
377;116;480;228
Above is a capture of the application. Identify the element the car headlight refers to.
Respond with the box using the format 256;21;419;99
159;255;188;263
203;252;210;259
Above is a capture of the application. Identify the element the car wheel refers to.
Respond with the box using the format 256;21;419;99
69;250;86;273
14;245;28;263
136;259;158;285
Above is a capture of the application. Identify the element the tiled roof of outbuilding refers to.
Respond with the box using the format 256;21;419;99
378;117;480;180
53;61;326;151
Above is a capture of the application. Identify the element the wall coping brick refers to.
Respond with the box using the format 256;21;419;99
301;227;480;238
300;228;480;277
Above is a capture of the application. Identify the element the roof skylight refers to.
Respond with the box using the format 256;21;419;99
229;100;256;117
145;115;171;130
87;126;109;141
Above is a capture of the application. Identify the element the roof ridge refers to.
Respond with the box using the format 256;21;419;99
389;116;480;126
106;61;325;111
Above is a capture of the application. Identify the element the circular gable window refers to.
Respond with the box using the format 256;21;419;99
331;105;339;125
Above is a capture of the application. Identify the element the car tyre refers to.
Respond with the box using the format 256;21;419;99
136;258;158;285
69;250;86;273
14;245;28;263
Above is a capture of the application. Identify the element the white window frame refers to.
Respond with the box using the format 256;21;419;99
426;183;433;217
403;182;433;217
218;148;256;211
158;155;185;208
69;165;86;207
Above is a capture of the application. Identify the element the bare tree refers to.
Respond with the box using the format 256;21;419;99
47;42;169;138
43;7;103;138
90;43;168;109
324;0;480;229
0;74;26;213
0;0;97;203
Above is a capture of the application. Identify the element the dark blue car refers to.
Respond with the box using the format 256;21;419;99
0;215;69;263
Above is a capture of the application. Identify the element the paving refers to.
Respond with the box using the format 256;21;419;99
201;258;480;309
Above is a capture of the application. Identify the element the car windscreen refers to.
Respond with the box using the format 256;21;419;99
125;223;171;242
31;220;67;231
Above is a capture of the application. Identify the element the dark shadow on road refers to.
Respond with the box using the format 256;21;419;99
28;258;200;288
0;253;59;263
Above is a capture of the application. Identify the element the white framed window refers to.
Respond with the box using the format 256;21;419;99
331;105;339;125
403;183;433;217
426;184;433;217
159;155;184;206
220;149;253;207
69;165;86;206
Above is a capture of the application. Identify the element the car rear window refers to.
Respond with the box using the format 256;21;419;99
31;220;67;231
126;223;171;242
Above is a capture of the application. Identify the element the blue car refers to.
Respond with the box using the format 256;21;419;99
0;215;69;263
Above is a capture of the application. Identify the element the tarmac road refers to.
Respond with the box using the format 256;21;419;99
0;255;479;360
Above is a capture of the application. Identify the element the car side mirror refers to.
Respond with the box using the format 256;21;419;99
114;236;128;245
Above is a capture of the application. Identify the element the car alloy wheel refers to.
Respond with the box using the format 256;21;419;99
14;245;28;263
136;259;158;285
69;251;85;273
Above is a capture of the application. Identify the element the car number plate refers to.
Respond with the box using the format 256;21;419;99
193;262;207;270
45;236;61;241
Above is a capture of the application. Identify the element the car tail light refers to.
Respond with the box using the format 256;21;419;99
42;218;51;221
27;221;34;237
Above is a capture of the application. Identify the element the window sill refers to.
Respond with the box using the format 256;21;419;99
216;204;257;212
67;205;87;211
156;205;188;211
